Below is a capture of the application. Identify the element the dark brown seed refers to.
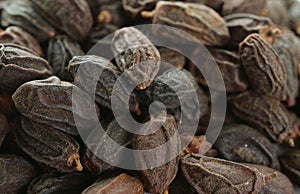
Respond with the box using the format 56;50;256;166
1;0;56;42
143;1;230;46
0;26;43;56
215;124;280;169
239;33;286;100
180;154;276;194
0;43;52;92
132;114;180;194
0;154;39;194
229;92;296;146
112;27;160;90
26;172;95;194
82;119;132;175
47;35;84;82
279;150;300;186
245;164;294;194
16;116;83;173
30;0;93;41
157;47;186;75
189;48;247;92
0;113;10;147
12;76;99;136
82;173;144;194
224;13;275;49
68;55;121;109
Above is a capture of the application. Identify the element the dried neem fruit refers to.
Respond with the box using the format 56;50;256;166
122;0;159;18
229;92;297;146
82;173;144;194
142;1;230;46
215;124;280;169
16;117;83;173
245;164;294;194
82;119;132;175
180;154;276;194
157;47;185;75
148;68;208;126
30;0;93;41
0;43;52;92
47;35;84;81
0;113;10;147
0;154;39;194
68;55;121;109
222;0;289;26
1;0;55;42
0;26;43;56
279;150;300;186
12;76;99;136
132;114;180;194
224;13;275;49
27;172;95;194
112;27;160;90
189;48;247;93
239;33;286;100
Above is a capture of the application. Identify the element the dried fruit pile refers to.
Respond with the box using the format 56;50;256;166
0;0;300;194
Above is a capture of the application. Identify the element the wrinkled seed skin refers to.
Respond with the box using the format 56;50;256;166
239;34;286;100
16;116;83;173
30;0;93;41
0;43;52;92
12;76;99;135
215;124;280;169
152;1;230;46
112;27;160;90
82;173;144;194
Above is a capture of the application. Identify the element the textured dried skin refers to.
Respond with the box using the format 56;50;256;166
181;154;274;194
122;0;159;18
30;0;93;41
0;26;43;56
112;27;160;90
82;173;144;194
1;0;55;42
0;154;39;194
289;1;300;36
82;119;132;175
149;69;208;126
229;92;296;146
68;55;121;109
146;1;230;46
239;34;286;100
189;48;247;92
245;164;294;194
279;150;300;186
222;0;268;17
224;13;275;49
12;76;99;136
265;32;299;107
16;117;83;173
157;47;185;75
0;43;52;92
0;113;10;147
27;172;95;194
47;35;84;82
215;124;280;170
132;114;180;194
